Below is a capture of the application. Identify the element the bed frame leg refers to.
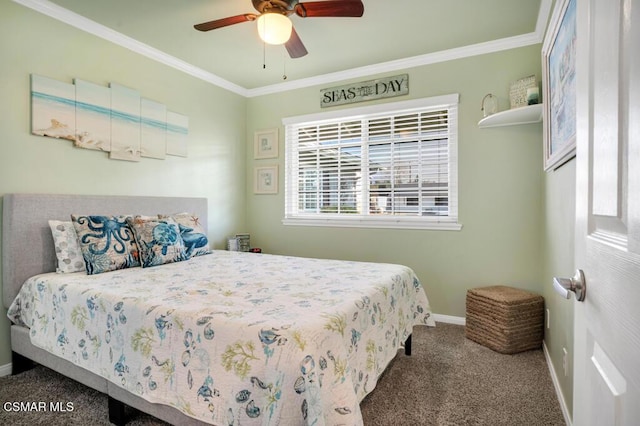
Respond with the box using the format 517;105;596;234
11;351;36;375
404;333;412;356
108;396;126;426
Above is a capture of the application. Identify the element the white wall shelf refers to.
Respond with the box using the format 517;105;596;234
477;103;543;128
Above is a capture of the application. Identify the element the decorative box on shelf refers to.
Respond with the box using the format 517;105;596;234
509;75;538;109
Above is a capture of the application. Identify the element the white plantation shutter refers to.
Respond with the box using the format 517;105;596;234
283;94;461;230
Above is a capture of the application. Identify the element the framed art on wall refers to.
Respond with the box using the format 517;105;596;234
542;0;577;171
31;74;76;142
254;165;278;194
74;78;111;152
30;74;188;162
109;83;141;162
254;128;279;159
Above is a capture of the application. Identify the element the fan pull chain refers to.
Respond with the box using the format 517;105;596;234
263;40;266;69
283;51;287;80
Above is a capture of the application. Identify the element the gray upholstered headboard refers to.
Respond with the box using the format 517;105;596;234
2;193;208;309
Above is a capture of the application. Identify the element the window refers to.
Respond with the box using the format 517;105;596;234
283;94;461;230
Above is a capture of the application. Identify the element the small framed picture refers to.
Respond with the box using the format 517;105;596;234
254;128;279;159
254;165;278;194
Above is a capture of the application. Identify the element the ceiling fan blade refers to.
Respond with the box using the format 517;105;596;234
295;1;364;18
194;14;256;32
285;27;308;58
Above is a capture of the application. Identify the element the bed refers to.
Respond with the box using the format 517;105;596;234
2;193;435;425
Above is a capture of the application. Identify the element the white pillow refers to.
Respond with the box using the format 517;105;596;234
48;220;86;273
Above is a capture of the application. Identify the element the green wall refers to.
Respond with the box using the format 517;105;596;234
0;3;575;419
245;43;575;417
246;45;544;318
0;2;247;367
542;159;576;419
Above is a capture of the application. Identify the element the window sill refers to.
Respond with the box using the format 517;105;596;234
282;216;463;231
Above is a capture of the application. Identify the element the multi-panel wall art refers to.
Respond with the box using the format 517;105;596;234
30;74;188;161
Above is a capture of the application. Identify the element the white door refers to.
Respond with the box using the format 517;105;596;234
573;0;640;425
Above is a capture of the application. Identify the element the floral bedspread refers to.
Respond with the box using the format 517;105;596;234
8;250;434;425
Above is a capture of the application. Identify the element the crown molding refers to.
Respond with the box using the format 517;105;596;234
14;0;552;99
250;0;553;97
12;0;249;97
247;31;543;97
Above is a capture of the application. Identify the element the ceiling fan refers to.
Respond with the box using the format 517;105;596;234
194;0;365;59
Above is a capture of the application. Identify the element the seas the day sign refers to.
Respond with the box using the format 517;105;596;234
320;74;409;108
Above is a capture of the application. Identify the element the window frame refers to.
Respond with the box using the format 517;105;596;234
282;94;462;231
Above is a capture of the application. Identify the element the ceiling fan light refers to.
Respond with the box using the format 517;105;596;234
256;13;292;45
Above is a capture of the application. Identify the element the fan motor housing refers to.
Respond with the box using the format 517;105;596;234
252;0;298;14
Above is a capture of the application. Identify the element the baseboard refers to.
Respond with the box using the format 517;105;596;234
432;313;466;325
0;363;12;377
542;342;572;426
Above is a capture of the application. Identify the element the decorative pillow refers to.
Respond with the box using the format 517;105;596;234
158;212;211;258
71;214;140;275
48;220;86;273
127;216;187;268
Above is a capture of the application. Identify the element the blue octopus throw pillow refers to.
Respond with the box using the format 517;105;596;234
71;214;141;275
127;216;187;268
158;212;211;258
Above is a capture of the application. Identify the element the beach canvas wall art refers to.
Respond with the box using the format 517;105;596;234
31;74;76;141
141;98;167;159
74;78;111;151
30;74;188;161
109;83;141;162
166;111;188;157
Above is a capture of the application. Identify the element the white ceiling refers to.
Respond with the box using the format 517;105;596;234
15;0;552;97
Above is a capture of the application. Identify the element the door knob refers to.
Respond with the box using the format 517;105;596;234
553;269;586;302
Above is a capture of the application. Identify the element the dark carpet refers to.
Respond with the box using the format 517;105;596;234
0;323;565;425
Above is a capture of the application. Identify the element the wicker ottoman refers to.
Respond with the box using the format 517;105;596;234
465;285;544;354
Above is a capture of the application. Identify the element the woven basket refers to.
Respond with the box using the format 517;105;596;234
465;285;544;354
